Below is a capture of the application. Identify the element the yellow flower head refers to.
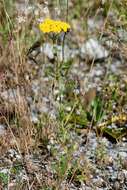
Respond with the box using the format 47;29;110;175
39;18;71;33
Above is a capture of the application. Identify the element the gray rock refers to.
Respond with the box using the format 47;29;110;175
41;43;78;62
0;124;7;136
118;151;127;159
87;17;104;32
118;29;127;42
113;181;120;190
41;43;54;60
93;177;105;187
122;169;127;179
30;112;39;124
117;171;125;183
80;38;109;60
0;168;9;174
1;89;17;103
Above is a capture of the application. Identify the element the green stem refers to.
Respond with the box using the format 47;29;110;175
62;32;66;64
66;0;69;22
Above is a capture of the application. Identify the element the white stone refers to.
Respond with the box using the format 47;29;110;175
41;43;78;62
30;113;38;124
1;89;17;103
81;38;109;60
0;124;6;136
65;106;72;112
42;43;54;60
0;169;8;174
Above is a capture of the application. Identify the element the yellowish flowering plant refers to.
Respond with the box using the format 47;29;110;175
39;18;71;33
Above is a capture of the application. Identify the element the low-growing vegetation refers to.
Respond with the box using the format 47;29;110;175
0;0;127;189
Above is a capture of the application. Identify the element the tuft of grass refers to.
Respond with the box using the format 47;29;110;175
0;172;8;187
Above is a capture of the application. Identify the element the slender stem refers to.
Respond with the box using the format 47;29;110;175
62;32;66;63
66;0;69;22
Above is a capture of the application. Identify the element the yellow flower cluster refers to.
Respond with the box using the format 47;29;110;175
39;18;71;33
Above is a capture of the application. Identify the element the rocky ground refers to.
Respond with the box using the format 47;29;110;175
0;0;127;190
